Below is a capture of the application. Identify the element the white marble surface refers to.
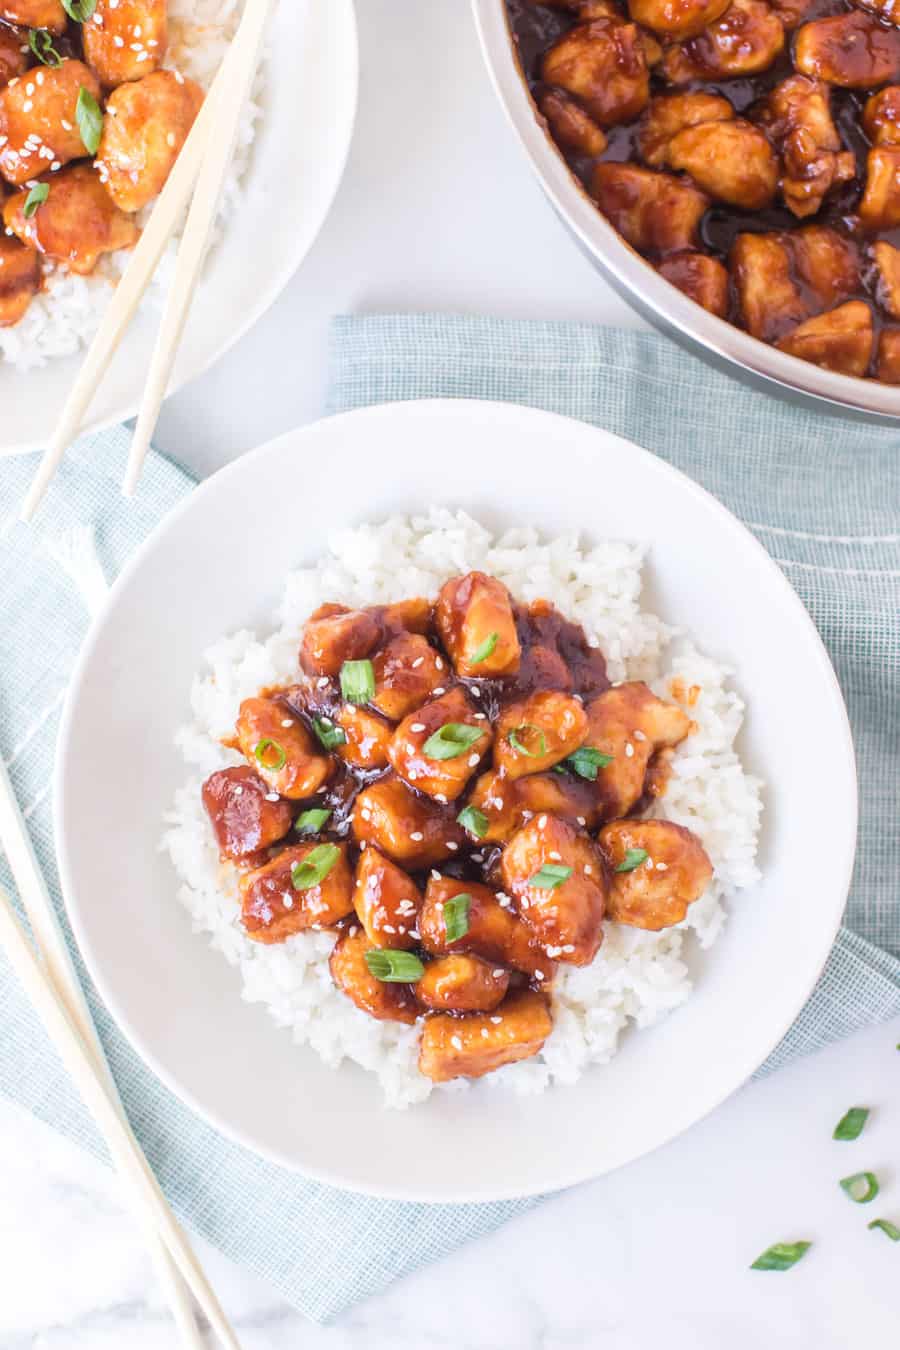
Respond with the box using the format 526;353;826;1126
3;0;899;1344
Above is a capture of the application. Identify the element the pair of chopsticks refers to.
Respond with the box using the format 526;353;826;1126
0;754;240;1349
21;0;274;523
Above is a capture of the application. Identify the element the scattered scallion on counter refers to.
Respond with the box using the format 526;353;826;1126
833;1106;869;1141
76;86;103;156
456;804;488;838
290;843;340;891
28;28;62;66
365;949;425;983
615;848;649;873
508;723;546;758
253;737;286;771
339;658;374;705
750;1241;812;1272
295;807;331;835
529;863;573;890
469;631;498;665
422;722;483;760
312;716;346;751
23;183;49;218
61;0;97;21
868;1218;900;1241
443;892;471;943
558;746;613;781
839;1171;880;1204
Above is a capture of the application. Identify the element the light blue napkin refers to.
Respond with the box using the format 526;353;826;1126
1;316;899;1324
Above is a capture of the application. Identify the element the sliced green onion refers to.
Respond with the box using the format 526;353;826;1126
750;1241;812;1272
615;848;649;873
529;863;573;890
868;1218;900;1241
23;183;49;219
295;807;331;835
76;86;104;155
560;745;613;781
840;1171;880;1204
340;658;375;705
833;1106;869;1141
312;716;347;751
290;843;340;891
508;723;547;758
28;28;62;66
470;631;498;665
422;722;484;760
365;948;425;982
62;0;97;21
254;737;286;772
456;804;488;838
443;892;471;943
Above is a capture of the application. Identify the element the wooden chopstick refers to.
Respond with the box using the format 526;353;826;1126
122;0;275;498
0;759;239;1350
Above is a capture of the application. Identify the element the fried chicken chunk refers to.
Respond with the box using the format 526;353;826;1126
494;690;588;779
501;815;607;965
95;70;204;214
871;240;900;318
730;232;807;342
637;91;733;167
537;87;608;156
0;234;39;327
0;59;102;186
599;819;712;930
334;704;392;770
628;0;731;39
591;162;709;254
419;875;550;978
299;603;383;677
369;632;446;722
83;0;167;88
663;0;785;83
353;846;422;950
240;842;354;943
235;696;331;800
467;768;601;844
876;328;900;381
863;86;900;146
794;12;900;88
859;148;900;230
329;925;419;1024
582;681;692;820
3;165;139;275
657;251;729;316
542;18;650;127
790;226;860;310
754;75;855;218
775;301;873;377
202;766;294;861
0;0;65;32
389;686;491;801
419;989;552;1083
666;118;778;208
351;776;466;868
0;24;29;89
435;572;521;678
414;955;509;1013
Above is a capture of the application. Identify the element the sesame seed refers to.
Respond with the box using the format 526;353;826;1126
265;793;280;803
656;862;668;872
562;944;575;954
349;924;358;937
433;687;446;696
625;743;634;758
481;1028;489;1039
470;686;482;698
538;815;547;829
430;869;441;880
451;1035;463;1050
409;928;420;939
233;785;243;797
548;850;562;861
467;753;479;767
645;857;654;869
446;841;458;850
434;793;447;804
411;656;424;668
435;657;444;670
166;131;176;148
474;712;487;720
406;743;416;754
492;968;505;978
22;100;31;112
282;895;294;909
494;798;504;809
174;70;184;83
633;729;647;742
61;119;72;131
359;840;367;850
577;816;586;826
25;83;34;96
490;1016;502;1025
280;718;293;728
497;894;511;908
410;831;424;842
134;23;142;34
410;723;425;733
113;35;124;46
50;160;60;171
535;969;545;980
383;924;396;934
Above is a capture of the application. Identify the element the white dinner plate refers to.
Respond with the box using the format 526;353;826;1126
1;0;358;456
55;400;857;1202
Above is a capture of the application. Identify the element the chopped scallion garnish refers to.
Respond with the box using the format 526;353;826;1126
364;949;425;982
422;722;484;760
750;1241;812;1272
560;745;613;781
470;631;498;664
529;863;573;890
290;843;340;891
840;1171;880;1204
295;807;331;835
456;804;488;838
833;1106;869;1141
508;723;547;758
23;182;49;219
340;658;375;705
443;892;471;943
62;0;98;18
254;737;286;772
615;848;649;873
76;85;104;155
868;1218;900;1241
28;28;62;66
312;716;347;751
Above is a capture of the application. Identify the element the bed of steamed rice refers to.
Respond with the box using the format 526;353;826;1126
162;510;764;1109
0;0;262;371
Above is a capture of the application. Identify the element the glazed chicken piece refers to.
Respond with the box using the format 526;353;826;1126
657;252;729;317
414;954;509;1013
201;765;293;861
235;696;331;800
353;846;422;950
240;842;354;943
754;76;855;219
776;301;873;377
388;687;492;801
790;226;860;310
494;690;588;779
467;768;601;844
0;24;29;89
419;875;550;979
329;925;419;1024
3;165;139;274
299;603;383;677
794;13;900;88
501;815;606;965
542;18;650;127
95;70;203;214
871;240;900;318
435;572;521;678
537;87;608;157
582;681;692;821
859;148;900;230
637;91;733;167
352;776;466;868
876;328;900;381
768;0;816;28
1;0;65;32
591;162;709;254
369;632;446;722
663;0;785;84
665;119;778;209
863;86;900;145
0;59;102;187
83;0;167;88
419;988;552;1083
599;819;712;930
0;234;40;327
730;232;808;342
334;704;392;770
628;0;730;38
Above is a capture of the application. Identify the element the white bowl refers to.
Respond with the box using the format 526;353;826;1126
56;400;857;1202
0;0;358;456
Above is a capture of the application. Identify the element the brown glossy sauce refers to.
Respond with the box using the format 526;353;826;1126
505;0;900;377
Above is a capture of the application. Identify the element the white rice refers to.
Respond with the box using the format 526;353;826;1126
0;0;262;370
162;510;764;1109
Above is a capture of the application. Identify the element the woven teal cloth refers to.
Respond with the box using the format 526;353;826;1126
0;316;899;1324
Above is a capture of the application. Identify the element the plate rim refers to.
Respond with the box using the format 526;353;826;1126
54;399;859;1201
